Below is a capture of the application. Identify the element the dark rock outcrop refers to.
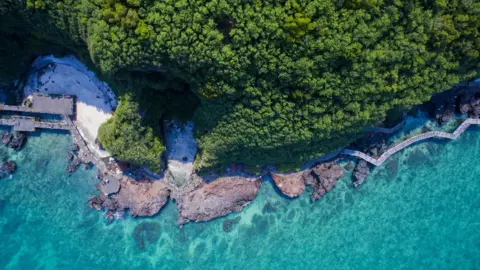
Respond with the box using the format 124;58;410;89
66;156;81;173
91;178;170;217
69;143;79;152
7;132;27;150
353;160;370;188
429;90;456;125
1;160;16;174
269;171;305;198
345;162;354;171
176;176;261;225
1;132;12;145
304;162;344;201
456;85;480;118
458;90;474;114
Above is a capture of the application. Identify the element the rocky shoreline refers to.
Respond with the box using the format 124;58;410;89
85;82;480;227
3;72;478;227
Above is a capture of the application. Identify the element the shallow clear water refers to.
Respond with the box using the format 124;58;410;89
1;125;480;269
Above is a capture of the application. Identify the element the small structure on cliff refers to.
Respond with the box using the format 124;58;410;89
101;175;120;195
31;93;75;116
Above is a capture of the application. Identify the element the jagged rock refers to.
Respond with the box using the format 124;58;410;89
458;91;474;114
223;216;241;232
471;98;480;118
304;162;344;202
345;162;354;171
429;90;456;125
69;143;80;152
66;156;81;173
101;179;170;217
88;196;103;211
1;160;16;174
1;132;12;145
269;171;305;198
176;176;261;225
439;103;455;125
66;153;74;162
7;132;27;150
105;211;115;225
353;160;370;188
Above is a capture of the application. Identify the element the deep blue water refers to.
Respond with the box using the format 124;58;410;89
0;120;479;269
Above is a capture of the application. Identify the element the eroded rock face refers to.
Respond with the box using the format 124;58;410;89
176;176;261;225
1;160;16;174
1;132;12;145
304;162;344;201
430;90;456;125
353;160;370;188
98;178;170;217
6;132;27;150
270;171;305;198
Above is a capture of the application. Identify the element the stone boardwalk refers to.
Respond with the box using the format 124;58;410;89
344;118;480;166
0;116;70;132
0;99;120;183
0;104;36;113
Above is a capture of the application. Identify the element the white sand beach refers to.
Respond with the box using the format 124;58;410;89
24;55;117;158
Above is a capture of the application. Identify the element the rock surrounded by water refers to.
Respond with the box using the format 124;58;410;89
175;176;262;225
1;131;27;150
93;178;170;217
353;160;370;188
270;171;305;198
304;162;344;201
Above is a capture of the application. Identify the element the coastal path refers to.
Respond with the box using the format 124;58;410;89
343;118;480;166
0;116;70;132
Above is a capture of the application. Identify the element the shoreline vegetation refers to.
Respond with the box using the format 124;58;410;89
2;0;480;172
2;55;479;226
0;1;480;226
86;77;480;225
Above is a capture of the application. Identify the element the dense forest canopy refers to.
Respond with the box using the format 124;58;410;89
98;94;165;172
1;0;479;171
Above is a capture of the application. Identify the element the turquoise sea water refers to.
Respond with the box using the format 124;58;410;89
1;123;480;269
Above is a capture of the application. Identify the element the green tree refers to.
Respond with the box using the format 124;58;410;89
98;94;165;172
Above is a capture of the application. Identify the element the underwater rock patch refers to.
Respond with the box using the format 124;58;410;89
386;156;398;180
406;148;430;167
262;202;277;214
133;222;161;250
223;216;241;232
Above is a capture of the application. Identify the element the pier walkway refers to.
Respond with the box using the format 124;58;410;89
343;118;480;166
0;116;70;132
0;94;110;176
